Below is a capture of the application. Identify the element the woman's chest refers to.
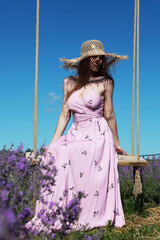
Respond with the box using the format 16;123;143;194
76;82;105;102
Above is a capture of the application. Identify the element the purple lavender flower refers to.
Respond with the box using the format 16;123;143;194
83;234;93;240
51;233;55;239
49;201;54;208
86;236;92;240
0;208;16;239
18;142;23;151
0;143;39;239
16;162;25;171
1;189;9;201
19;207;31;220
1;209;16;224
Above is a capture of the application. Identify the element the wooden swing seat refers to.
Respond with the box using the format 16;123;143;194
118;155;148;167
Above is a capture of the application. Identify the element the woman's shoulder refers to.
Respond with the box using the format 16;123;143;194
63;76;78;91
101;77;114;89
64;75;78;83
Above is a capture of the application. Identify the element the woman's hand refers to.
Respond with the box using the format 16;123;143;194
115;144;128;155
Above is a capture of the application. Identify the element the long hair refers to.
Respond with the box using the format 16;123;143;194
65;56;114;103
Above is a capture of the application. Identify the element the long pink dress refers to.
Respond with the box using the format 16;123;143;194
25;81;125;233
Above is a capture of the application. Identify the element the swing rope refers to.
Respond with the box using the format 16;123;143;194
136;0;140;160
132;0;142;198
132;0;140;160
132;0;136;156
33;0;40;154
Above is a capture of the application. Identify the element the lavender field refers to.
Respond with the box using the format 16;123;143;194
0;143;160;239
118;156;160;214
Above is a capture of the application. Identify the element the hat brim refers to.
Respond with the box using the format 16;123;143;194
60;53;128;70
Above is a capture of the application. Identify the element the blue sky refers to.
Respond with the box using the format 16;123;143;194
0;0;160;155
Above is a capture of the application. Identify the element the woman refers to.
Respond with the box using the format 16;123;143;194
26;40;128;233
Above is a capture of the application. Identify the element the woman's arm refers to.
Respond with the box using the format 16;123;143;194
104;80;128;155
50;77;71;143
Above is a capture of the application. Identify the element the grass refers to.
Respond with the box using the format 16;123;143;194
27;205;160;239
63;205;160;239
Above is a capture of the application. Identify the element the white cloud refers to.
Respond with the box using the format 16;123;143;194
47;92;61;103
45;107;54;112
42;92;61;104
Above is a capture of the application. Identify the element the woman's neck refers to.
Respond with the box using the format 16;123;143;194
88;72;103;82
88;70;100;78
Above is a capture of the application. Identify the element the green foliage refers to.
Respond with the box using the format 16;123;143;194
25;148;32;153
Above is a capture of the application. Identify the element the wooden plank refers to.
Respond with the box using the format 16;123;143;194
118;155;148;166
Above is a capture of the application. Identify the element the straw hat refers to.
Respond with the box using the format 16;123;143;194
60;40;128;69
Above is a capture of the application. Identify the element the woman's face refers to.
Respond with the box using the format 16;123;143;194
89;55;103;72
